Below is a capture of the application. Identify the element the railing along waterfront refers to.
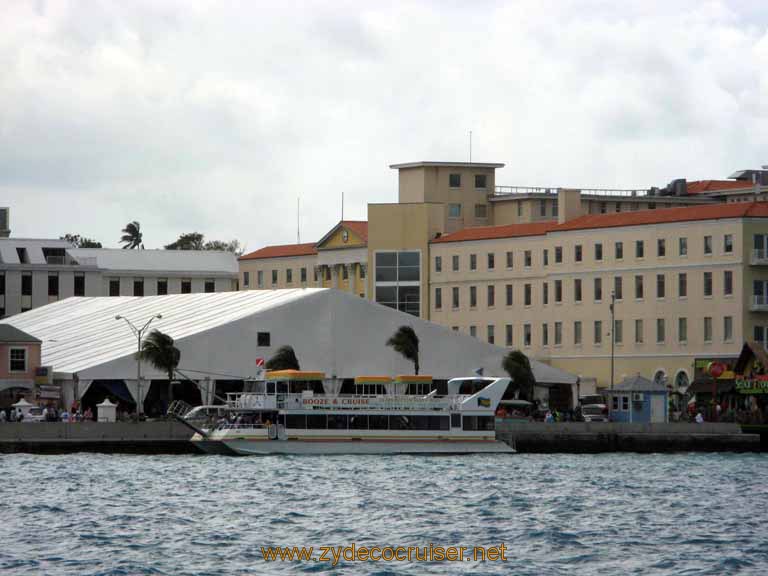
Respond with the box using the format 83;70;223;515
493;186;649;197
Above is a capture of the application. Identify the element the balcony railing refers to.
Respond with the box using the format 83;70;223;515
752;295;768;311
43;255;98;266
752;249;768;265
493;186;649;198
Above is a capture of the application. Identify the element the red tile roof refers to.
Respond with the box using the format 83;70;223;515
687;180;752;194
341;220;368;241
239;242;318;261
432;221;560;243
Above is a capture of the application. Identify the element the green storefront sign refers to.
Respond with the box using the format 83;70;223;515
735;379;768;394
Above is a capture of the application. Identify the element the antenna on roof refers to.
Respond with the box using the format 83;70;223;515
297;196;300;244
469;130;473;164
341;191;344;221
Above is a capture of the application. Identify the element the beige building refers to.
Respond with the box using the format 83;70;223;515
239;161;768;390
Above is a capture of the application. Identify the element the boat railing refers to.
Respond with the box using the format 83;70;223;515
222;392;477;412
216;422;269;431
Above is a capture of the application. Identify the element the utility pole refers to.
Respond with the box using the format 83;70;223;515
610;290;616;390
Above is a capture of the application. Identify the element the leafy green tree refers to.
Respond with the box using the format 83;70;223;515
502;350;536;401
386;325;420;374
165;233;244;255
60;234;102;248
138;329;180;405
120;221;143;249
265;345;300;371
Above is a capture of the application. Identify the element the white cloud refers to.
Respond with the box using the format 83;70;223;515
1;0;767;248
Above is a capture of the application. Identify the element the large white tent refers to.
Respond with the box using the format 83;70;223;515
1;289;577;407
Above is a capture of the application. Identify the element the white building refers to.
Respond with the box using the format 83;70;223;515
0;238;238;318
0;289;577;411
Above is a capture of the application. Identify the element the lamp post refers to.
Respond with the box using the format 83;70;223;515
609;290;616;390
115;314;162;416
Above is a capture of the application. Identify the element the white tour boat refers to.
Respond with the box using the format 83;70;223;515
176;371;515;455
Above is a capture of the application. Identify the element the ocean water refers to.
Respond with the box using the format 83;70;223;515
1;453;767;575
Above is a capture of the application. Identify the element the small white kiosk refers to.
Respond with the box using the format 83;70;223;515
11;398;35;420
97;398;117;423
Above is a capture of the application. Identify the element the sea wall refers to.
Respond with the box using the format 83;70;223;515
496;421;761;453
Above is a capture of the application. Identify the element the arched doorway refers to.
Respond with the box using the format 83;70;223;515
653;369;667;388
674;370;689;391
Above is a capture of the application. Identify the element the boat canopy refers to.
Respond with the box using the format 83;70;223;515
394;375;433;384
354;376;391;385
265;370;326;381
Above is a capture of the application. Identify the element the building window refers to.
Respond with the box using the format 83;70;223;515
704;235;713;255
614;276;623;300
74;274;85;297
452;287;460;308
181;279;192;294
257;332;271;347
724;270;733;296
755;326;765;344
475;174;487;189
109;278;120;297
325;267;331;281
313;268;319;282
487;325;495;344
506;251;513;268
553;200;559;218
575;245;582;262
470;286;477;308
542;323;549;346
554;322;562;345
448;204;462;218
595;243;603;261
157;279;168;296
487;253;494;270
724;234;733;253
243;271;250;288
487;285;495;307
205;279;215;293
594;278;602;302
679;237;688;256
724;316;733;342
21;274;32;296
48;273;59;297
574;278;582;302
539;199;546;217
257;271;264;288
374;251;421;317
615;241;623;260
470;254;477;271
656;274;665;299
474;204;488;219
524;324;531;347
555;280;562;303
636;240;644;259
542;282;549;305
555;246;562;263
524;250;532;267
594;320;602;345
704;317;713;342
469;325;477;338
449;173;461;188
704;272;712;297
435;256;442;273
9;348;27;372
655;238;665;258
678;273;687;298
656;318;665;343
614;319;623;344
134;278;144;297
678;317;688;343
452;255;459;272
524;284;532;306
635;275;643;299
506;284;513;306
574;321;582;345
543;249;549;266
301;268;307;283
272;270;278;285
635;319;644;344
435;287;442;310
506;324;513;346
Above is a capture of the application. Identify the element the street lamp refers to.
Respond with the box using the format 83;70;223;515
115;314;163;416
609;290;616;390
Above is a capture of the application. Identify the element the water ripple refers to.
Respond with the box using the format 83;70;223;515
1;453;767;574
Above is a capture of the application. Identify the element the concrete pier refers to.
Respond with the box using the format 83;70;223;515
496;421;762;453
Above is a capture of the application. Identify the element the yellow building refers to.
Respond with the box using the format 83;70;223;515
239;161;768;390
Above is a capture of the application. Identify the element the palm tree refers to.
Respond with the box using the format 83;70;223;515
502;350;536;401
266;345;300;371
121;221;143;249
138;329;180;405
386;325;420;374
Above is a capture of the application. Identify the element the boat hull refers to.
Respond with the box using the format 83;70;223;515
211;438;515;455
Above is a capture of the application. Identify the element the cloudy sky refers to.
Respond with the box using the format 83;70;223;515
2;0;767;251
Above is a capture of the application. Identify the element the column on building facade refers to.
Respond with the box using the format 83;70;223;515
361;264;368;299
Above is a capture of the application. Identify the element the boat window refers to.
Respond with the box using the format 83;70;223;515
369;415;389;430
349;415;368;430
277;382;289;394
412;415;430;429
462;416;476;431
307;414;327;429
327;414;348;429
434;416;450;430
286;414;306;429
478;416;494;430
389;415;413;430
266;382;276;394
451;413;461;428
